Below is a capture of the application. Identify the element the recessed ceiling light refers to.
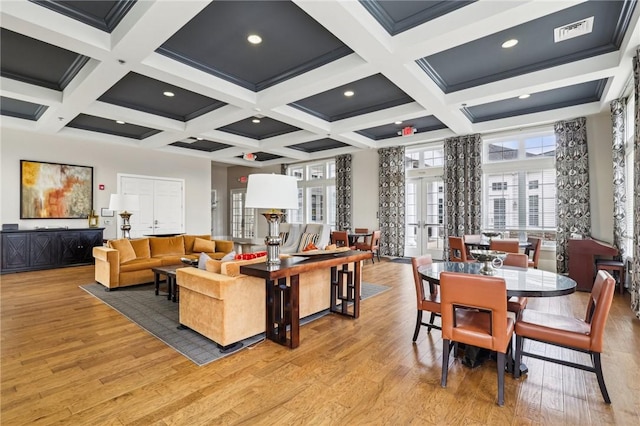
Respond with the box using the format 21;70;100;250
252;118;260;124
115;120;125;124
344;90;354;97
395;121;403;125
247;34;262;44
502;39;518;48
163;91;175;97
519;94;530;99
196;137;203;140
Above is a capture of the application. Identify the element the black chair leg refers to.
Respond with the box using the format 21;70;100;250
497;352;505;406
427;312;436;333
593;352;611;404
514;335;524;378
441;339;451;387
412;310;422;342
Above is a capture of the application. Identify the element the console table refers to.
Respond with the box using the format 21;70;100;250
240;250;372;349
1;228;104;274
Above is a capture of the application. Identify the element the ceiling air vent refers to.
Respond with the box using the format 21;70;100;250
554;16;594;43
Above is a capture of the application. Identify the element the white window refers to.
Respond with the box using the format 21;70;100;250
483;129;556;243
286;160;336;228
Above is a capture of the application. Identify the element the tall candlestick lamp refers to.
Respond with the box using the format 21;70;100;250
244;174;298;266
108;194;140;239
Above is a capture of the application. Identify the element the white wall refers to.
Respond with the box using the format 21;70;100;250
210;164;228;239
1;128;211;240
351;149;380;231
586;111;615;243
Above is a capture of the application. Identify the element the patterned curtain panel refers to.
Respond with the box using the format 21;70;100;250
335;154;352;230
610;99;627;260
631;48;640;319
554;117;590;274
378;146;405;257
443;134;482;259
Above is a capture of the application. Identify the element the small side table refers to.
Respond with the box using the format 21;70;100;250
152;265;184;302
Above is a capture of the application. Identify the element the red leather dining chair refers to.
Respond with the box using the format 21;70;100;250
525;237;542;268
355;230;380;263
514;271;616;403
503;253;529;318
331;231;355;249
448;236;473;262
411;255;440;341
440;272;514;406
489;239;520;253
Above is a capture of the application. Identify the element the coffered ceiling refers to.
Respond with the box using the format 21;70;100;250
1;1;638;167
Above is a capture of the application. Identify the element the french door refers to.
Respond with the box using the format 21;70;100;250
230;189;256;239
405;177;445;259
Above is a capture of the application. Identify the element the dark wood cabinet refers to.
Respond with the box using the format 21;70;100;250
1;228;104;274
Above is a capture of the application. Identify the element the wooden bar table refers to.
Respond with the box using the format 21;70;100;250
240;250;372;349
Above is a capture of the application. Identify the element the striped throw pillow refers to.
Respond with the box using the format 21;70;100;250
297;233;319;252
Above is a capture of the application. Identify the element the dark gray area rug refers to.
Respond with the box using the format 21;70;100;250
80;281;390;366
390;257;413;264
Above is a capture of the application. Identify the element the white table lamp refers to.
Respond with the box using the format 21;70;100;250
245;174;298;265
109;194;140;239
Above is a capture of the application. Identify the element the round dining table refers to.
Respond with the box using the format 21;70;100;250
464;240;532;251
418;261;577;375
418;261;576;297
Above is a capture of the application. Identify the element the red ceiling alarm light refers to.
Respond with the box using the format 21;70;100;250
243;153;257;161
399;126;416;137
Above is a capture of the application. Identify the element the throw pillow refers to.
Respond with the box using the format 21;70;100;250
129;238;151;258
198;252;212;270
221;251;236;261
110;238;136;263
279;231;289;244
193;237;215;253
297;233;319;252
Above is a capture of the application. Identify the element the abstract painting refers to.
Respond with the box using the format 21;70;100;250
20;160;93;219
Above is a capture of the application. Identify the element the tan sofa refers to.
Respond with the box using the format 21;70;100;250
176;256;348;349
93;235;234;290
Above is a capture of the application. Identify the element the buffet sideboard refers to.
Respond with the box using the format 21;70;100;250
1;228;104;274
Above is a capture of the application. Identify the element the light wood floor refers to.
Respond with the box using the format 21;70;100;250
1;261;639;425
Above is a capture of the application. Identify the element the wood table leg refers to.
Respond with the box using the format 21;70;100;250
330;262;360;318
353;259;361;318
289;274;299;349
154;272;161;295
166;273;172;301
265;275;300;349
265;279;277;343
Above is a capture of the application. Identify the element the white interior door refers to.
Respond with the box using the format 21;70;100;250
405;177;445;259
153;180;183;234
119;175;184;238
